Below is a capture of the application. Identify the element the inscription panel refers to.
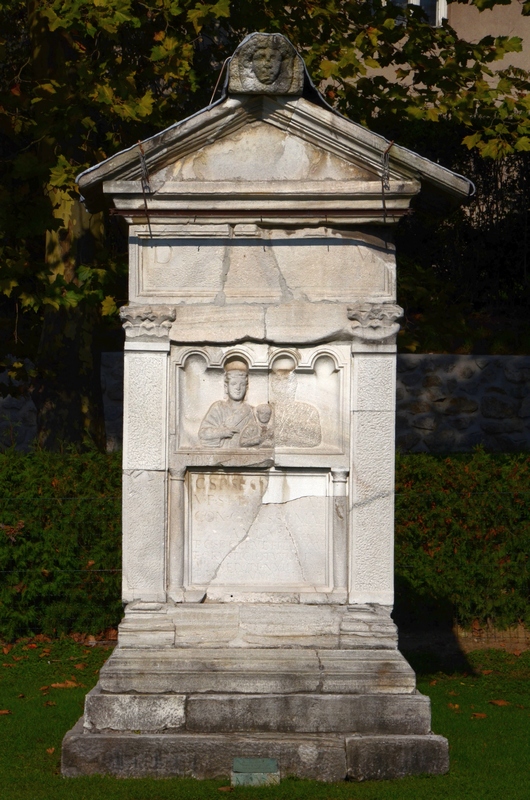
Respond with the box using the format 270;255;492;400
131;226;394;305
186;470;331;591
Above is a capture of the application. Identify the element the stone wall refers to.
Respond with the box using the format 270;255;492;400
2;353;529;453
396;355;530;453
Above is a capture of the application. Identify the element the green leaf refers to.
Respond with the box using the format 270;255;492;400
514;136;530;151
101;296;118;316
462;132;482;150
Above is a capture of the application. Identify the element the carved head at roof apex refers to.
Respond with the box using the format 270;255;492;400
228;33;304;96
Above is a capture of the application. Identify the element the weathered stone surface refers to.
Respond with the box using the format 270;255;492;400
481;394;518;419
443;396;478;415
346;734;449;781
228;33;305;96
99;648;417;695
186;693;431;734
520;394;530;418
480;418;524;434
63;720;449;782
62;720;348;781
84;687;186;733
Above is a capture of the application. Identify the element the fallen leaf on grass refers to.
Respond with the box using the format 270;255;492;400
481;669;493;675
516;704;525;709
2;645;12;655
448;690;459;696
12;656;23;662
429;680;437;686
44;701;57;707
39;686;49;692
51;680;81;689
448;703;460;710
0;709;12;715
74;663;86;670
513;649;522;657
218;788;233;793
489;699;510;706
472;712;487;719
46;748;55;755
2;663;15;668
25;644;38;650
18;694;24;699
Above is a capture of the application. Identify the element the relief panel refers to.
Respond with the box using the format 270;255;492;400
172;345;348;456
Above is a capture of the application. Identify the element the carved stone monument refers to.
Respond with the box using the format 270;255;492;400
62;33;471;781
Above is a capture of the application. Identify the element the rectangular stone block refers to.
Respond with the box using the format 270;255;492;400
186;693;431;735
99;648;322;694
62;720;348;782
346;734;449;781
84;687;185;733
119;614;175;648
98;648;416;695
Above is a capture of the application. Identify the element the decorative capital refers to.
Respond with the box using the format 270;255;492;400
347;303;403;344
120;305;176;340
228;33;304;96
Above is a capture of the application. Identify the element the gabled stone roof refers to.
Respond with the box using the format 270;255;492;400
77;33;472;215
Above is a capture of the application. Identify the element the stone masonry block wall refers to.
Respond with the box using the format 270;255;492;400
1;353;529;453
396;355;530;453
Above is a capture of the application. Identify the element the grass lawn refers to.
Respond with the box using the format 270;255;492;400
0;639;529;800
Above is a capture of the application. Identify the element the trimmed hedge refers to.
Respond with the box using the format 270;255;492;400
0;449;528;641
395;449;530;629
0;450;122;642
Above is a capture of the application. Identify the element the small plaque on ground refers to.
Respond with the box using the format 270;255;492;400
231;758;280;786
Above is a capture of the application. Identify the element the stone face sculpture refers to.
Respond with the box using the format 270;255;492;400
228;32;304;95
63;32;472;784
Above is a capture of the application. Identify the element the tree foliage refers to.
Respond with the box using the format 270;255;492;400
1;0;530;445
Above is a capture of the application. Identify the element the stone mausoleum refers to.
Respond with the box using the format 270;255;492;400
62;33;471;781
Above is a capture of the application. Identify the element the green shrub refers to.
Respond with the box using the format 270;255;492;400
0;449;528;642
0;450;122;641
395;449;530;629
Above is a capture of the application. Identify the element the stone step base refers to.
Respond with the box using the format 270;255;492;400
99;647;416;694
84;686;431;735
62;720;448;782
119;602;398;651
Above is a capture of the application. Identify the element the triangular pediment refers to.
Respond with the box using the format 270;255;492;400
78;86;471;213
154;119;377;184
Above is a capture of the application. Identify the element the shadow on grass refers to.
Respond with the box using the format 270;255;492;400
392;576;472;676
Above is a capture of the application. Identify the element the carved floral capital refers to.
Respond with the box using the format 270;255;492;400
347;303;403;344
120;305;176;339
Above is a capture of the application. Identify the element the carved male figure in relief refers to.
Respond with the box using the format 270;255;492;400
198;360;258;449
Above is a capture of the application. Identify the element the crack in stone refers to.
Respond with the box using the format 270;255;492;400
213;225;234;306
315;649;325;693
264;236;294;302
205;480;268;585
282;515;308;584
